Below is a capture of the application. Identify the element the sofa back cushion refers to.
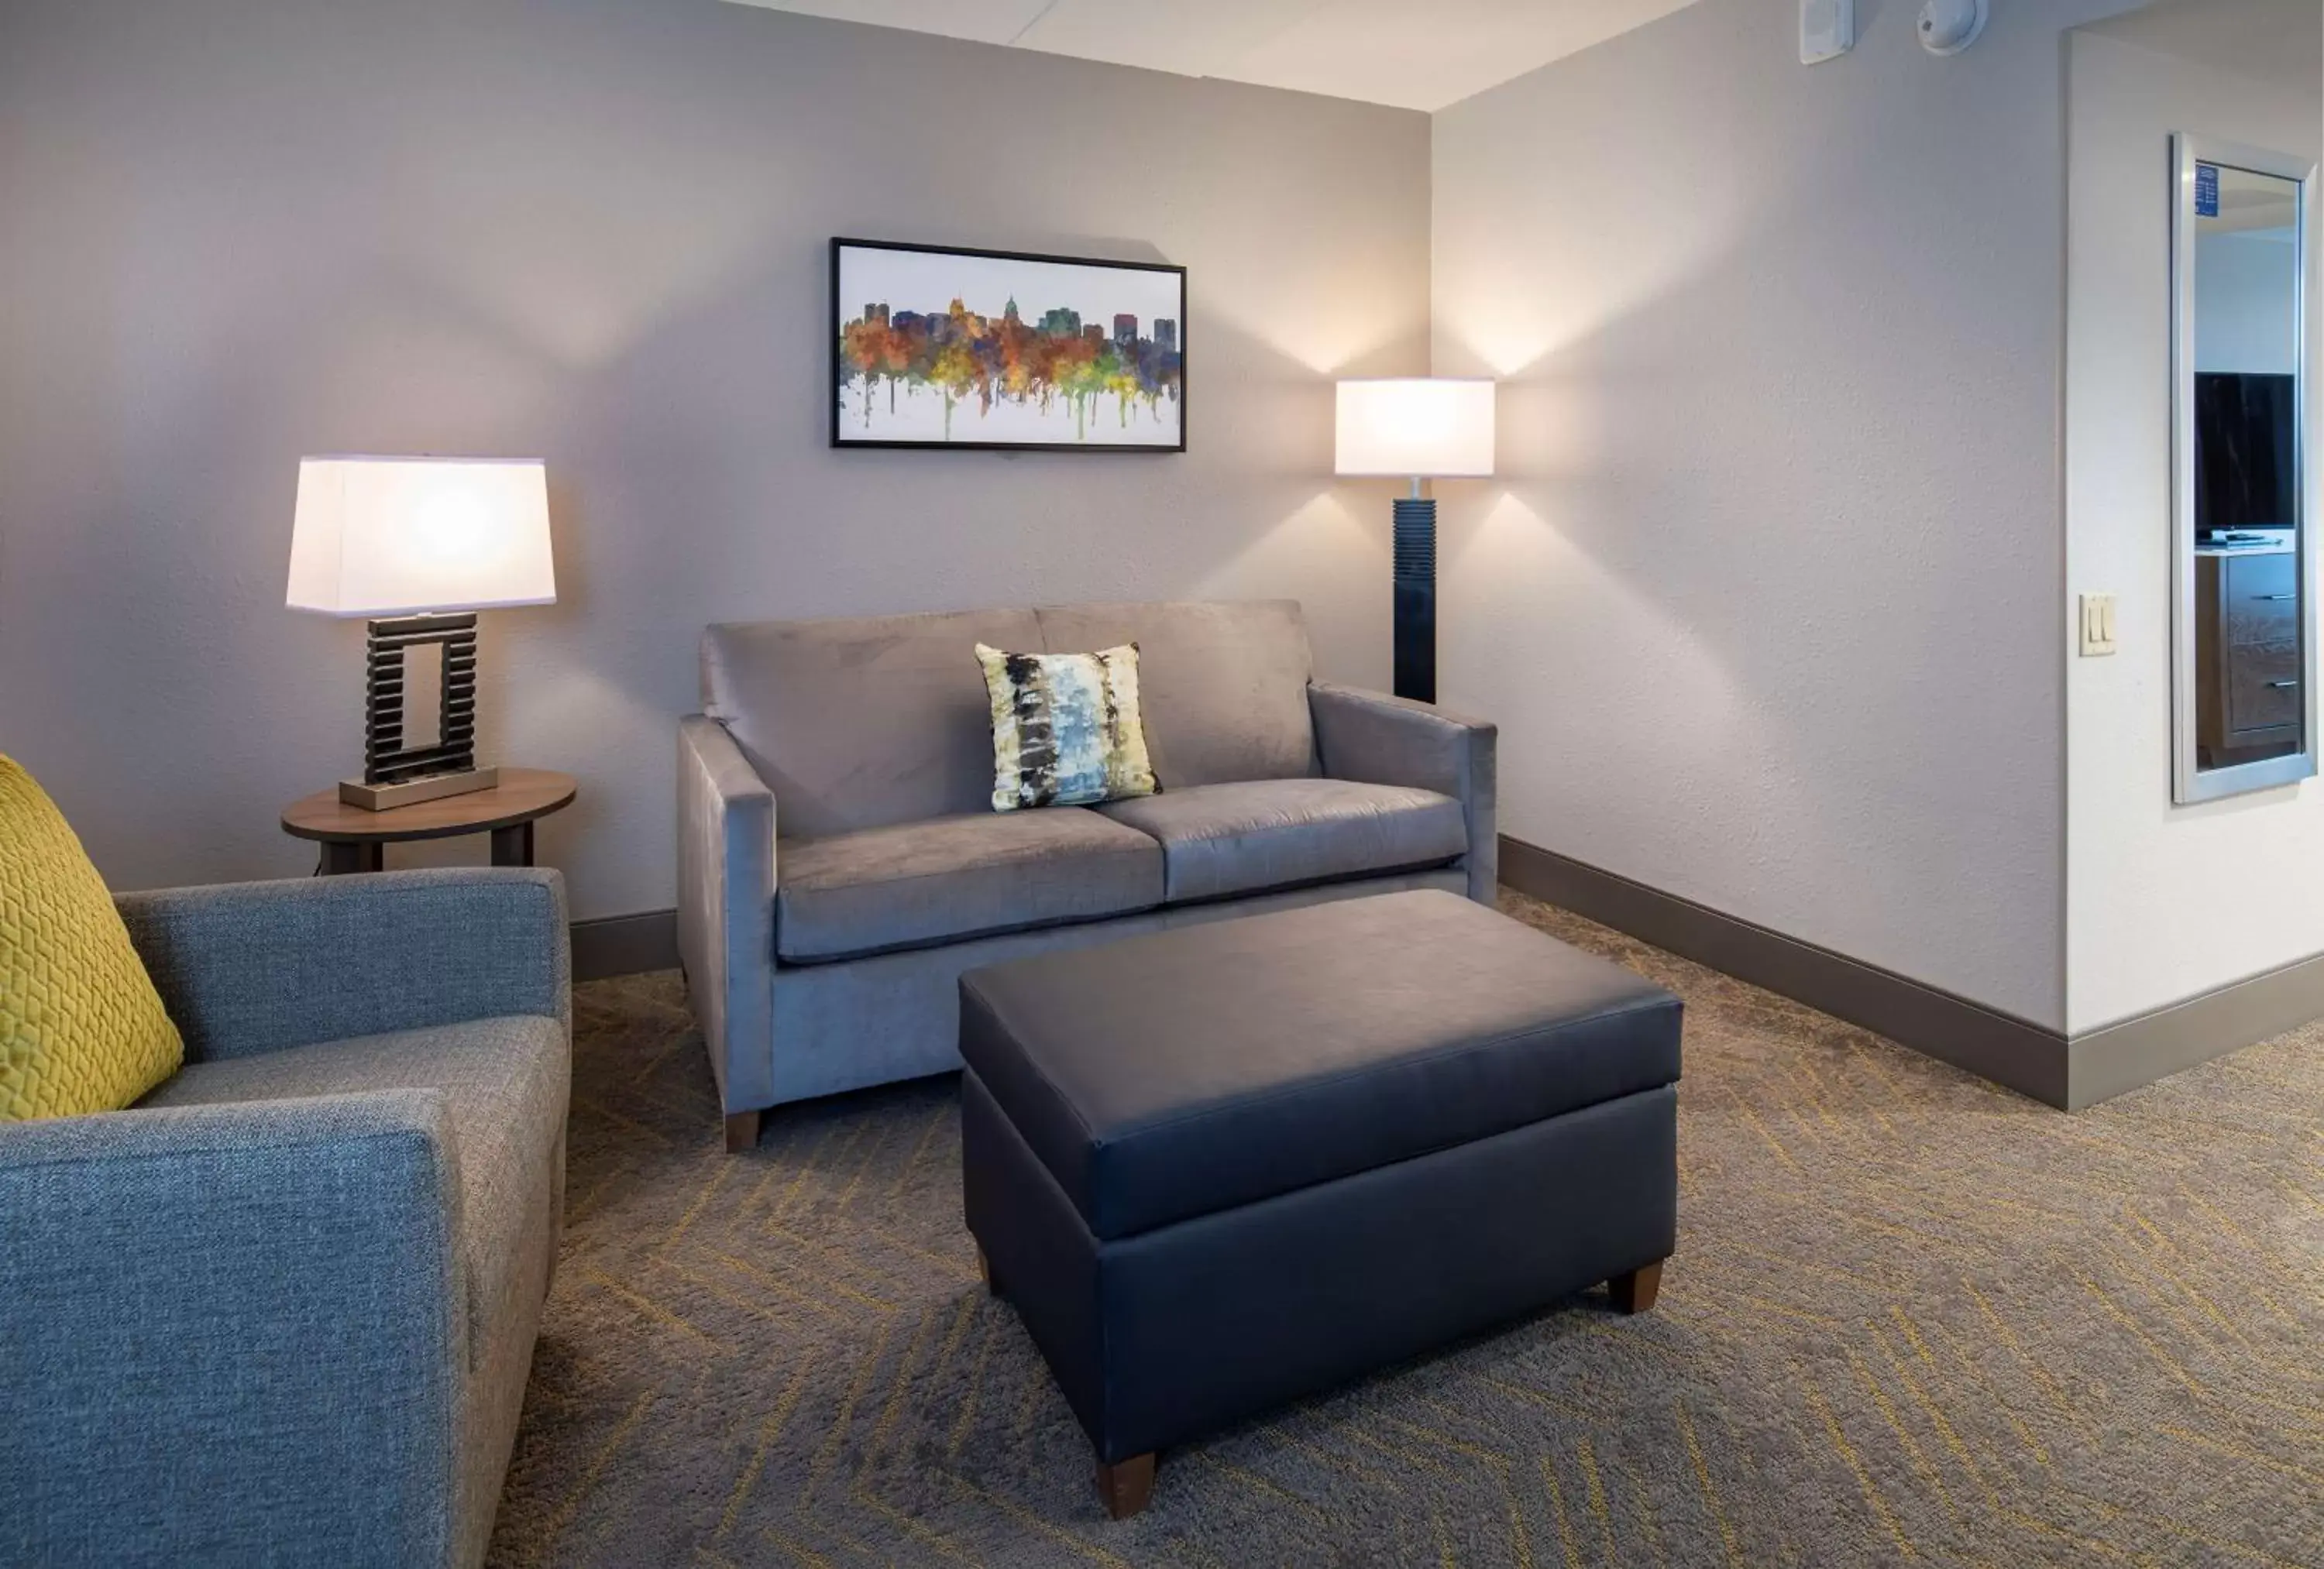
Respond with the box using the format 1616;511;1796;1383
703;609;1044;838
702;599;1316;835
1033;601;1315;789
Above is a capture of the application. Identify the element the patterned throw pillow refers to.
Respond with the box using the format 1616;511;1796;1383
0;755;184;1121
975;642;1159;812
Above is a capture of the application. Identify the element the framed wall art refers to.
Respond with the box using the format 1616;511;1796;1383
831;238;1187;452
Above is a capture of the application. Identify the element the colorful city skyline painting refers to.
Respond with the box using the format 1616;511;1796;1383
831;239;1186;451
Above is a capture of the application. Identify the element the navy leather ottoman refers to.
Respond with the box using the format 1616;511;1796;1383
957;888;1683;1519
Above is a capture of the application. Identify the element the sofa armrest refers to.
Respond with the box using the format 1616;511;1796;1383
115;868;569;1064
678;716;776;1117
1308;682;1498;903
0;1090;464;1564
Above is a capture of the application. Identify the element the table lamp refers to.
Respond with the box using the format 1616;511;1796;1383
287;455;556;810
1335;378;1495;704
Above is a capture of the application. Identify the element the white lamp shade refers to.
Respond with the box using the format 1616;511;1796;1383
1334;378;1495;479
287;456;556;618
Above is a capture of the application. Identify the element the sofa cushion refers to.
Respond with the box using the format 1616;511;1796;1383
1033;602;1316;788
959;889;1684;1239
1097;778;1466;904
138;1014;568;1368
777;809;1164;964
703;608;1044;838
701;602;1320;833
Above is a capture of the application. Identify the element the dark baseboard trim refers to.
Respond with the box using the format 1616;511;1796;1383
1497;836;2074;1108
572;908;679;984
2068;946;2324;1109
1500;835;2324;1110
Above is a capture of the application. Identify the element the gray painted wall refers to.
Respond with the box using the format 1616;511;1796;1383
0;0;1430;919
1431;0;2146;1031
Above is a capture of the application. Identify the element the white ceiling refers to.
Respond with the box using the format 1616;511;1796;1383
721;0;1705;112
2085;0;2322;98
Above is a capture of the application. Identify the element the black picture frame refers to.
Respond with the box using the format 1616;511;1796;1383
830;237;1188;454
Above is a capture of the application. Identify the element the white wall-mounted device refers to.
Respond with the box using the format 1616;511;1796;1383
1917;0;1989;56
1800;0;1855;64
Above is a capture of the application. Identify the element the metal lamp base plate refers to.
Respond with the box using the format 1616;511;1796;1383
339;767;499;812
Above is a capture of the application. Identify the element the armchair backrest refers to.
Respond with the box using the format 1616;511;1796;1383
700;599;1317;838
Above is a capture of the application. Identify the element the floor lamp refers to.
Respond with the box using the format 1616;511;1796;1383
1334;379;1496;703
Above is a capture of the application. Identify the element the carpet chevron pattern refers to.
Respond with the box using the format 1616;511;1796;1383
487;891;2324;1567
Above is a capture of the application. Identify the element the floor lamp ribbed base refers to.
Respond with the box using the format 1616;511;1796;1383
1392;495;1436;703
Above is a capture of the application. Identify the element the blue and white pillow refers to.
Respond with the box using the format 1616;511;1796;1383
975;642;1159;812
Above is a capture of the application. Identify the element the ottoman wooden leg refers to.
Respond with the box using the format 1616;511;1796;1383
1609;1259;1664;1314
975;1244;1002;1297
724;1111;762;1154
1097;1453;1156;1520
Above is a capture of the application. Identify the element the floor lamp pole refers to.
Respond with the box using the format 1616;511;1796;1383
1392;476;1435;703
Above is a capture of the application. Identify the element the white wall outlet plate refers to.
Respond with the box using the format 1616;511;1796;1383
1801;0;1855;64
2079;593;2118;657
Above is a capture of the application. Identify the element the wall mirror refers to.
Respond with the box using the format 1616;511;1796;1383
2173;135;2316;804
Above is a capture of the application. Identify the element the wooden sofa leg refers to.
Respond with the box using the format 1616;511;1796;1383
1609;1259;1665;1315
724;1111;763;1154
1096;1453;1156;1520
975;1244;1002;1297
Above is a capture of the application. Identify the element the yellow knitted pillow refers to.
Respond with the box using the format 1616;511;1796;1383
0;756;182;1120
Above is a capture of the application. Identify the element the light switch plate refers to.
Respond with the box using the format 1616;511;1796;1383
1802;0;1855;64
2079;593;2117;657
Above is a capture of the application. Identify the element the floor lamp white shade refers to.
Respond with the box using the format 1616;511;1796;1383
1333;379;1496;480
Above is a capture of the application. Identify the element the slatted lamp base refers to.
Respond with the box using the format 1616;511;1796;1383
342;610;491;814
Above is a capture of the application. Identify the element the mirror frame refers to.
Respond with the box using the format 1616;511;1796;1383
2171;133;2319;805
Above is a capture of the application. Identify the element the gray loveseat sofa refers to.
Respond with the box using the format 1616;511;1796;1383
0;869;571;1569
679;599;1496;1151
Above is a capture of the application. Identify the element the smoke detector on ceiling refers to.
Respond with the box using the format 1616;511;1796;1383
1917;0;1989;56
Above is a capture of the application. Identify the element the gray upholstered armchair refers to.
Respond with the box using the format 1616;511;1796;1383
0;868;571;1569
680;599;1497;1151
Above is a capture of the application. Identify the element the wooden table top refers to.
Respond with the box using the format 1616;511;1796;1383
281;768;578;844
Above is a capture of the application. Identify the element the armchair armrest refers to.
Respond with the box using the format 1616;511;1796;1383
1308;682;1498;903
0;1090;463;1564
115;867;569;1064
677;716;775;1119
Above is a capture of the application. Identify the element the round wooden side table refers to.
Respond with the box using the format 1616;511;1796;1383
282;768;579;875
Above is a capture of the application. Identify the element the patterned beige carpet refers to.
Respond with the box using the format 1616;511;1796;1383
486;891;2324;1567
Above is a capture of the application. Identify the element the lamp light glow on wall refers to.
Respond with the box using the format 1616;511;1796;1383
287;456;555;811
1335;378;1494;702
